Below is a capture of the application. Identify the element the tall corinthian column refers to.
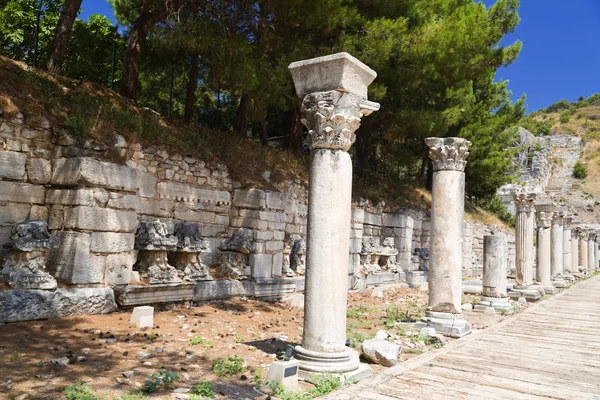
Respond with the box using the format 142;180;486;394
551;211;567;288
571;228;579;275
563;217;573;277
535;204;554;293
420;137;472;338
579;229;589;271
289;53;380;375
509;193;541;301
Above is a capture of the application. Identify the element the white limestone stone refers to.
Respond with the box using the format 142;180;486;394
91;232;135;253
265;191;287;210
63;206;138;232
288;52;377;98
233;189;266;209
265;360;300;391
47;231;107;284
52;157;141;192
26;158;52;184
0;150;26;180
138;198;173;217
579;231;588;270
156;181;230;204
482;235;509;297
107;193;140;211
104;252;135;285
551;212;564;277
0;181;45;204
0;203;31;226
251;254;272;278
361;338;401;367
130;306;154;328
535;205;554;291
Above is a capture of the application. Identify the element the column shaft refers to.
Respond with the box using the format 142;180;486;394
536;224;552;287
551;217;564;277
579;236;588;269
571;232;579;272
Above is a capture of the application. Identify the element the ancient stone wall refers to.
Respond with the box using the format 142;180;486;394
0;114;515;321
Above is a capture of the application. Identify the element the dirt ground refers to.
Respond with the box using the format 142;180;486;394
0;287;513;400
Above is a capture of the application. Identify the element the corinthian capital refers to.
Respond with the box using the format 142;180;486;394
514;193;536;213
536;211;553;228
425;137;472;172
301;90;379;151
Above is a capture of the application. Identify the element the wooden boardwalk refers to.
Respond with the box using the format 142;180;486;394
326;275;600;400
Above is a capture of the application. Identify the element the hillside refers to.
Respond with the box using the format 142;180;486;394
511;95;600;223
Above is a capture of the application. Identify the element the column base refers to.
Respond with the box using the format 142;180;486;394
542;285;556;294
563;274;576;282
508;285;541;302
415;311;472;338
552;277;567;288
294;346;360;375
474;296;514;315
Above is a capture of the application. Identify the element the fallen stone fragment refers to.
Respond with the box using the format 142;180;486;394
123;371;134;378
116;377;129;385
51;357;70;367
361;338;401;367
137;352;152;360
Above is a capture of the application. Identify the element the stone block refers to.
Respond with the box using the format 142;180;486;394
0;287;117;323
349;238;362;254
288;52;376;98
104;252;136;285
0;181;45;204
116;284;195;306
63;206;138;232
48;205;64;230
138;198;173;217
265;360;300;391
130;306;154;328
274;230;285;241
52;158;141;192
91;232;135;253
266;240;284;252
0;203;31;226
156;182;231;204
174;208;216;224
47;231;107;284
215;214;229;226
0;226;11;259
361;338;401;367
255;230;274;241
351;208;364;224
364;212;382;226
251;253;273;278
138;172;157;198
272;252;283;277
45;188;96;206
265;191;287;210
233;189;266;209
0;150;26;180
107;193;140;211
29;205;48;221
27;158;52;184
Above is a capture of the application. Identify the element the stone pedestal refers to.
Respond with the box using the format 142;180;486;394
551;211;566;288
508;194;541;302
535;205;554;293
474;235;513;314
134;220;181;285
289;52;380;375
0;220;59;290
416;137;472;338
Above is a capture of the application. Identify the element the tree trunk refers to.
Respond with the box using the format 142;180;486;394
355;125;374;175
258;117;268;146
46;0;83;75
287;97;304;151
120;0;151;100
234;93;251;137
184;52;200;124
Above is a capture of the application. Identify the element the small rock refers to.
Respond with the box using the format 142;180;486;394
51;357;70;367
371;287;384;298
81;348;91;355
518;297;527;304
173;388;190;393
15;394;28;400
116;377;129;385
461;303;473;311
123;371;134;378
76;356;86;362
137;352;153;360
375;330;389;340
361;339;401;367
156;347;164;353
483;307;496;316
420;327;436;337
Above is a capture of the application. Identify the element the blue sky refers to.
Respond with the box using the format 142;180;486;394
79;0;600;113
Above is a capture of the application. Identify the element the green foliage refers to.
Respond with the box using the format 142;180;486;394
560;110;571;123
212;356;247;377
477;195;516;226
269;373;348;400
252;369;264;388
573;161;588;179
188;335;214;348
64;382;99;400
347;331;368;349
192;379;215;398
234;334;245;343
547;99;572;113
7;354;18;361
143;370;179;393
114;394;147;400
384;304;424;328
346;305;369;319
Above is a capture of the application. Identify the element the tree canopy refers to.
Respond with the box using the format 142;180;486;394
0;0;527;201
